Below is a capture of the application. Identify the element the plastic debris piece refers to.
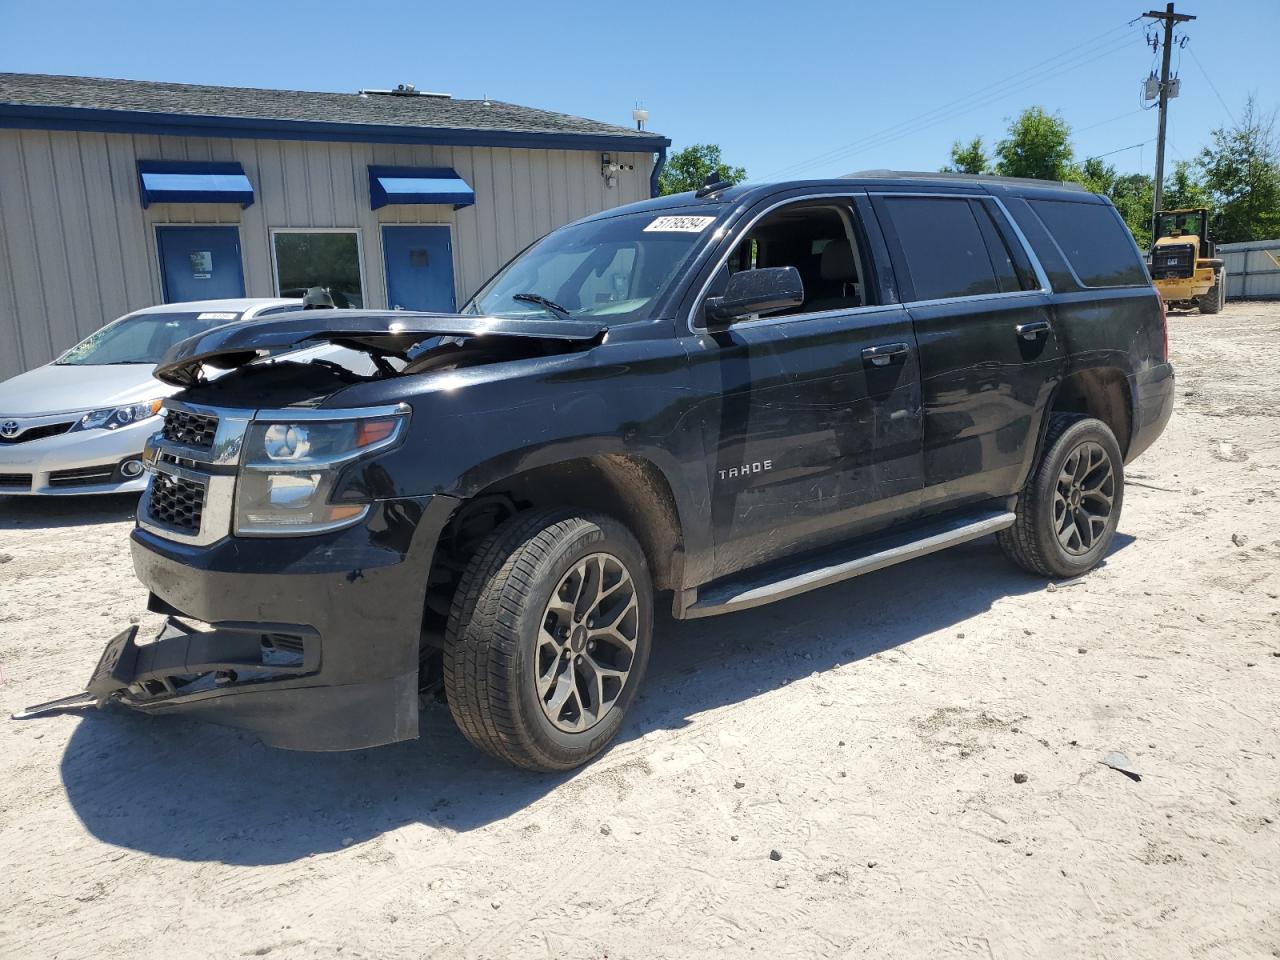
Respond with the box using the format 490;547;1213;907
1100;751;1142;781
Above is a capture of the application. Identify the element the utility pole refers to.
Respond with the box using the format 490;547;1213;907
1145;2;1195;238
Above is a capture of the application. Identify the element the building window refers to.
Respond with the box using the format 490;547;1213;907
272;230;365;308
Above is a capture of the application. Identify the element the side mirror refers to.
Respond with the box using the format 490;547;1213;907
705;266;805;325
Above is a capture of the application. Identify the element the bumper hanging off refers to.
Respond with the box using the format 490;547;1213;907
13;618;419;751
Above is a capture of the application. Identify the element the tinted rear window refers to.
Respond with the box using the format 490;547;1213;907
882;197;999;301
1029;199;1149;287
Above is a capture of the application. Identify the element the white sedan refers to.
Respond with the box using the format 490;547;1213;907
0;298;303;495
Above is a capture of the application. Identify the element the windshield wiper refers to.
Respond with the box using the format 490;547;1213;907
512;293;573;321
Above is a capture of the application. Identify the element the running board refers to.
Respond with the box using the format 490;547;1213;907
682;510;1016;619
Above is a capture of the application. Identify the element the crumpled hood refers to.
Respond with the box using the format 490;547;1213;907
154;309;608;387
0;362;173;416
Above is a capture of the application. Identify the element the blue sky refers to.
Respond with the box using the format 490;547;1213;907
2;0;1272;182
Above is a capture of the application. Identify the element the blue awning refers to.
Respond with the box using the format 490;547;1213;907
368;166;475;210
137;160;255;208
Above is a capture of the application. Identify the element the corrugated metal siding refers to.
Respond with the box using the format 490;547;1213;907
0;128;654;379
1220;239;1280;300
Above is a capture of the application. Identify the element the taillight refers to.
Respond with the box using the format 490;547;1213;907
1156;288;1169;362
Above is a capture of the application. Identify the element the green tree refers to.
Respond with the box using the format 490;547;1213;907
1161;160;1211;211
1070;156;1116;194
658;144;747;196
1196;97;1280;243
1109;173;1156;249
994;107;1075;181
942;136;989;174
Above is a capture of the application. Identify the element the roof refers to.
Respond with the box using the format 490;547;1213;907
844;169;1089;192
584;172;1099;224
0;73;669;152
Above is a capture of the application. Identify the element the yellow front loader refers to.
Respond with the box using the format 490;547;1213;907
1148;208;1225;314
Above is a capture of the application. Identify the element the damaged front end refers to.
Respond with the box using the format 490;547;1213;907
15;309;600;749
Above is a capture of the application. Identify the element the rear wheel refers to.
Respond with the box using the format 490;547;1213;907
1198;268;1225;314
999;415;1124;578
443;508;652;771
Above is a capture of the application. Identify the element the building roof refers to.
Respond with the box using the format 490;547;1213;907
0;72;669;152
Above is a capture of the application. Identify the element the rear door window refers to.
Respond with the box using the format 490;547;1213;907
1028;199;1149;287
879;196;1000;301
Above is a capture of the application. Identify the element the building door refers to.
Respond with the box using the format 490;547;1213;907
382;225;455;311
156;225;246;303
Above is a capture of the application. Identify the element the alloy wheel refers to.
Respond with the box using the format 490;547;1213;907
1053;440;1116;555
536;552;639;733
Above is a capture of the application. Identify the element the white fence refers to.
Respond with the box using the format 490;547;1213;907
1220;239;1280;300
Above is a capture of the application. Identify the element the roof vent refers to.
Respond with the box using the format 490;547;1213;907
356;83;452;99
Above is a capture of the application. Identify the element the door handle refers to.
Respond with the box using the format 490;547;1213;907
1016;320;1051;341
862;342;909;367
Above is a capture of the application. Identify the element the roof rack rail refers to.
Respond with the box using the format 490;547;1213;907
842;169;1088;192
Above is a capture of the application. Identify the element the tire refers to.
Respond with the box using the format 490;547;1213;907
443;508;653;771
998;415;1125;579
1198;268;1224;314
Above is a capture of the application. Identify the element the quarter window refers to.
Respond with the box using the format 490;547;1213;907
1028;199;1149;287
882;196;1000;301
272;231;364;308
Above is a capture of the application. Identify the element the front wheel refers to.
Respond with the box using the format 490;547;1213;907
443;508;653;771
1198;268;1225;314
999;415;1125;578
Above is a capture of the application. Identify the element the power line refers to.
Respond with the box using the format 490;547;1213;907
762;35;1138;180
756;22;1138;181
1085;138;1156;161
1187;46;1237;125
1075;108;1147;134
759;28;1135;181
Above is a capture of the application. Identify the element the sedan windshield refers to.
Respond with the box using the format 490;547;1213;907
56;311;244;365
463;210;719;323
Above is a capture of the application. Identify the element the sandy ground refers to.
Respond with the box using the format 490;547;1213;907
1;301;1278;960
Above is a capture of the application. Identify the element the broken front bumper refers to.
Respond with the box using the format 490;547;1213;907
62;495;457;751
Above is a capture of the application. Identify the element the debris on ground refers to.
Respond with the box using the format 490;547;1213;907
769;849;782;861
1013;772;1029;784
1100;752;1142;782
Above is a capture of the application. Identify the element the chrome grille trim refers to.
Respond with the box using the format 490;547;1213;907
137;400;252;547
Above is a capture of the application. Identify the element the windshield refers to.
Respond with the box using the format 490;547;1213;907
463;210;718;323
1157;212;1203;239
56;311;244;365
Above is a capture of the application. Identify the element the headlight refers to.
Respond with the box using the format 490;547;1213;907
71;399;163;432
233;412;406;536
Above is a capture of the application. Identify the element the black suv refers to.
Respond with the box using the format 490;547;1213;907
63;173;1174;770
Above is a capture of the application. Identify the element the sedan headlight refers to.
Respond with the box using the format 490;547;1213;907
233;412;406;536
71;399;163;432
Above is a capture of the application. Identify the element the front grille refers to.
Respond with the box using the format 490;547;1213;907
1150;244;1196;280
0;473;32;489
0;421;75;445
146;472;206;533
48;464;117;487
161;409;218;448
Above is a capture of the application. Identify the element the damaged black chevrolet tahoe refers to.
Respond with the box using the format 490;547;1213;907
54;173;1175;770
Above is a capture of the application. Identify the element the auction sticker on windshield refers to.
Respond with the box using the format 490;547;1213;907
644;216;716;233
197;312;238;320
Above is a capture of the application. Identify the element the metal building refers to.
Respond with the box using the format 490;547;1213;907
1219;239;1280;301
0;73;668;380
